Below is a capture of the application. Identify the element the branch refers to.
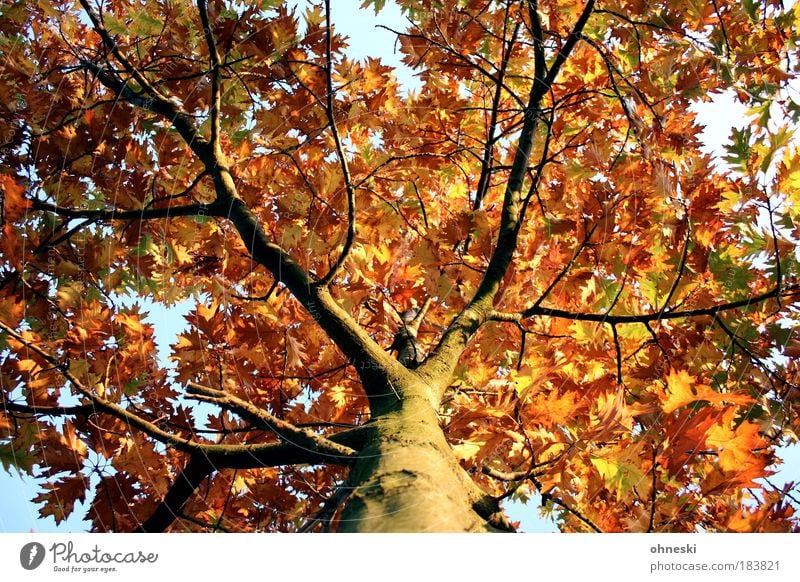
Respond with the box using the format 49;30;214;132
78;58;212;163
318;0;357;286
527;0;547;94
354;151;458;190
610;322;623;386
202;425;371;469
76;0;219;162
481;448;566;492
381;26;527;110
411;182;429;229
483;466;535;482
2;400;97;417
472;14;520;212
486;283;800;324
389;297;433;367
78;0;162;97
30;199;214;221
197;0;222;152
541;0;597;89
0;318;206;453
137;454;214;533
657;215;691;318
219;197;414;410
185;382;357;459
297;475;354;533
76;0;418;410
528;221;599;313
541;490;602;533
643;320;670;362
145;170;208;207
647;448;658;532
417;0;597;400
231;279;279;302
482;464;602;532
714;316;799;390
709;0;732;57
515;321;528;370
577;33;662;130
765;196;783;309
0;318;372;465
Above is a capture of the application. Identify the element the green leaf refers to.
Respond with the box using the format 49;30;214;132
786;99;800;123
0;442;36;475
133;233;155;258
131;12;163;37
723;126;752;172
361;0;387;13
640;271;664;307
742;0;758;22
123;374;148;396
708;249;754;294
104;14;127;36
759;126;793;173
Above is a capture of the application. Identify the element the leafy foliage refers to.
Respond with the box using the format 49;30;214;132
1;0;799;532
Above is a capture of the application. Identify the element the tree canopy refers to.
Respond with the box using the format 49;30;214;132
1;0;799;532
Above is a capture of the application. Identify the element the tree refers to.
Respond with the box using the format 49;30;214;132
0;0;799;533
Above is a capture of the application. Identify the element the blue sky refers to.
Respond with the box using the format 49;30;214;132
1;0;797;534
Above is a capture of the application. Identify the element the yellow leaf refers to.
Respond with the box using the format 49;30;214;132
17;359;40;373
115;313;148;336
452;441;482;462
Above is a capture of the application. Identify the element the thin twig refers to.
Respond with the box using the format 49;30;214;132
318;0;357;286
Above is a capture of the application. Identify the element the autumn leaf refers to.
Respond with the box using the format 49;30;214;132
285;332;307;371
661;368;752;414
590;440;647;497
0;174;30;222
705;410;766;473
33;475;88;525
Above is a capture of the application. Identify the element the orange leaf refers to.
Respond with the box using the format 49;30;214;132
705;410;766;472
662;368;752;414
0;174;29;221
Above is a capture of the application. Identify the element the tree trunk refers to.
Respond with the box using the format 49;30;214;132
337;388;507;532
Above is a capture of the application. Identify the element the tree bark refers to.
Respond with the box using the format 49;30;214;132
337;384;506;532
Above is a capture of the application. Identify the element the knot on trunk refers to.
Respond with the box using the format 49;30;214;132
389;297;432;368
